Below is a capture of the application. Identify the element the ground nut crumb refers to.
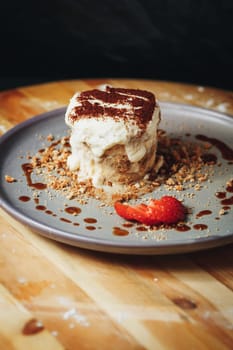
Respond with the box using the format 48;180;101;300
174;185;183;191
219;208;227;216
47;134;54;141
194;184;201;191
5;175;17;183
226;179;233;187
25;128;215;205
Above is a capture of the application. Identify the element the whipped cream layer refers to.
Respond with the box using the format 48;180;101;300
65;85;161;187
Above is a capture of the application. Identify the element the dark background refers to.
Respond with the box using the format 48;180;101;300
0;0;233;91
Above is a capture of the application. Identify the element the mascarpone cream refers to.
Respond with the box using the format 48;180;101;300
65;85;161;187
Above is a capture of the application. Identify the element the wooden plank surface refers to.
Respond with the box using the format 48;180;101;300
0;79;233;349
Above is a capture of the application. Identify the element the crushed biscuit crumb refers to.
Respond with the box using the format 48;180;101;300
219;208;227;216
25;129;216;205
5;175;17;183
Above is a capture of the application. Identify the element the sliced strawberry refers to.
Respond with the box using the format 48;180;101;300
114;196;185;226
148;196;185;224
114;202;149;223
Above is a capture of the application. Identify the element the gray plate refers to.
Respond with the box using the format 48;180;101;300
0;102;233;254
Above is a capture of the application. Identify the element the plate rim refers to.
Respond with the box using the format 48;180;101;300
0;102;233;255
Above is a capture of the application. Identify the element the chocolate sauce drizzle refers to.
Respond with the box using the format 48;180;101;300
196;135;233;161
17;127;232;239
22;163;47;190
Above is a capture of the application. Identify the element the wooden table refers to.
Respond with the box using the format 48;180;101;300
0;79;233;350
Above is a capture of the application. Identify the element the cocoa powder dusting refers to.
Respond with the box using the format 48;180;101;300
70;86;155;129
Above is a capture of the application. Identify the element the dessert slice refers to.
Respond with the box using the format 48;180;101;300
65;85;161;188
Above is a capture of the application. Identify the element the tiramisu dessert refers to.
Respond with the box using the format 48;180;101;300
65;85;162;190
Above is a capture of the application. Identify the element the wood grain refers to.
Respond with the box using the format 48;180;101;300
0;79;233;349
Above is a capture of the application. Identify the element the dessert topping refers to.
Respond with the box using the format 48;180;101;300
69;86;156;129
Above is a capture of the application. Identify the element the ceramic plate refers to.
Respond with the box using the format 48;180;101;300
0;103;233;254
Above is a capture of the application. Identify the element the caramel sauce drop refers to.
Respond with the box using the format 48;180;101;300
123;222;134;228
136;226;147;232
36;205;46;211
113;227;129;236
196;210;212;218
175;224;191;232
222;206;231;210
221;196;233;205
193;224;208;230
84;218;97;224
215;191;226;199
22;318;44;335
45;210;53;215
65;206;81;215
85;226;96;231
60;218;72;223
19;196;31;202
